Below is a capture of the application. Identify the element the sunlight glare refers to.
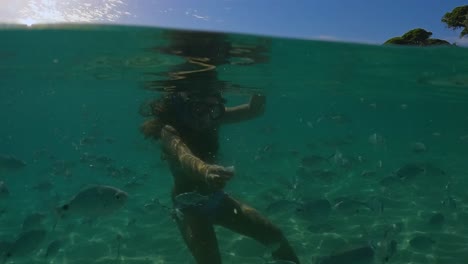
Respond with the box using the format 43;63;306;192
17;0;130;24
18;17;37;27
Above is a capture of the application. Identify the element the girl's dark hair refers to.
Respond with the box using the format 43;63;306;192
139;94;175;140
139;93;221;162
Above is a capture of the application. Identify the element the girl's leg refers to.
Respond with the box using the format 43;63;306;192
175;212;222;264
214;195;300;264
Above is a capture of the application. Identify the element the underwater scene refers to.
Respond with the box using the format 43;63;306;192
1;24;468;264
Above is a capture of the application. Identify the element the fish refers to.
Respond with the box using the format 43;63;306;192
320;137;354;148
361;170;377;177
317;244;374;264
264;260;297;264
394;163;425;180
379;175;402;187
385;240;398;262
295;199;332;221
441;195;457;209
0;155;26;170
0;182;9;199
300;154;327;167
368;133;385;146
428;212;445;227
307;222;335;233
265;199;301;214
409;234;435;251
332;197;375;214
411;142;427;153
2;229;47;263
49;160;74;177
0;242;12;258
31;180;54;192
296;167;337;182
56;185;128;218
22;212;46;231
44;239;63;259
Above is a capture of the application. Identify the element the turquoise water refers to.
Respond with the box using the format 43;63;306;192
1;24;468;264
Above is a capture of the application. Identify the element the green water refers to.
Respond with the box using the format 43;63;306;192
1;24;468;264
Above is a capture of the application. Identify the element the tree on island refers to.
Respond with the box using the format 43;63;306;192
442;5;468;38
384;28;450;46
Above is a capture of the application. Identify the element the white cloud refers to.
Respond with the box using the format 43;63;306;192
454;37;468;47
185;8;209;21
442;36;468;47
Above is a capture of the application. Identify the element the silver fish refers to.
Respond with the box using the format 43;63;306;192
2;229;47;263
44;239;63;259
56;185;128;218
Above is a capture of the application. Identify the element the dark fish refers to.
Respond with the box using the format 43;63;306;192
295;199;332;221
428;212;444;227
44;239;63;259
383;222;404;239
394;163;425;180
361;170;377;177
79;152;96;163
307;222;335;233
0;242;12;257
297;167;336;181
143;198;161;211
0;155;26;169
22;212;46;231
49;160;74;177
321;137;353;148
380;240;397;263
409;235;435;250
441;195;457;209
264;260;297;264
265;199;301;213
124;177;144;189
115;233;123;259
3;229;47;263
366;196;385;213
105;137;116;144
424;163;446;176
327;113;351;124
379;175;402;187
0;182;9;199
79;136;96;145
333;197;373;214
300;154;327;167
317;245;374;264
95;155;114;165
31;180;54;192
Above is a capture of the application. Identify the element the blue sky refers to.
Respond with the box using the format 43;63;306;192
2;0;467;45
